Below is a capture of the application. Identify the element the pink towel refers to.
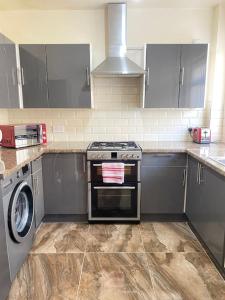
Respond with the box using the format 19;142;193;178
102;162;124;184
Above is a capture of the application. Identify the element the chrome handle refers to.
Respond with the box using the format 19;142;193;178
199;164;204;184
197;163;200;184
86;67;90;86
83;155;86;173
36;177;39;195
146;67;150;86
93;186;135;190
93;163;135;167
21;67;25;85
12;68;16;85
181;67;184;86
182;168;187;187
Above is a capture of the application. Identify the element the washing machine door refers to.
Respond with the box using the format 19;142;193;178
8;181;34;243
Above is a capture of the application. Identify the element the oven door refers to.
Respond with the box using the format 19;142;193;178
88;183;140;221
90;160;139;184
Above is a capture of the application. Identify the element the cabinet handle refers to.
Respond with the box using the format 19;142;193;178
12;68;16;86
199;164;204;184
36;177;39;195
197;163;200;184
21;67;25;85
145;67;150;86
181;67;185;86
182;168;187;186
83;155;86;173
86;67;90;87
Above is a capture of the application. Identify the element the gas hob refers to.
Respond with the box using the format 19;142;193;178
87;141;142;160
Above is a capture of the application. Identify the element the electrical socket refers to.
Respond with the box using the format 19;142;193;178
188;127;193;134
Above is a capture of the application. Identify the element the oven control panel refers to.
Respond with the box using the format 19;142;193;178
87;151;142;161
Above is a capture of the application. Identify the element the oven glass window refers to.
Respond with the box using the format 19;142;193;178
91;185;138;218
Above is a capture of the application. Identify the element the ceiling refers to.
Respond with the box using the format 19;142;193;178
0;0;224;10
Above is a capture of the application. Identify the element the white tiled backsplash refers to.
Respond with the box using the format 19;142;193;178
7;77;208;142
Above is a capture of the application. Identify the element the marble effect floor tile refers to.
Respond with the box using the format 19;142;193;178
31;223;89;253
146;252;225;300
8;253;84;300
141;222;203;252
77;253;156;300
86;224;145;253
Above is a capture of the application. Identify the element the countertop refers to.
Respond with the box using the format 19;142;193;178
0;141;225;179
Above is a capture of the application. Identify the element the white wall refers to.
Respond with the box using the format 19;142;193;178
0;7;219;141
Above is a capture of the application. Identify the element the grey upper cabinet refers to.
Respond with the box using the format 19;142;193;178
145;44;181;108
179;44;208;108
46;44;91;108
31;157;44;228
186;156;225;268
141;153;187;214
0;33;19;108
19;44;48;108
144;44;208;108
43;153;87;215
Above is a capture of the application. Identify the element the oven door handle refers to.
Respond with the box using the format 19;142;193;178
93;186;135;190
92;163;136;167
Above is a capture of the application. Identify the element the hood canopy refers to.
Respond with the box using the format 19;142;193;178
92;3;145;77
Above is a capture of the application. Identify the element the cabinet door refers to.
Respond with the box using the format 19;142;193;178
141;154;186;214
145;44;181;108
200;166;225;267
179;44;208;108
0;34;19;108
186;156;203;226
46;44;91;108
19;44;48;108
32;158;44;228
43;153;87;214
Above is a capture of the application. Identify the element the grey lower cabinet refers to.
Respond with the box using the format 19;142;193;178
31;157;44;228
46;44;91;108
0;33;19;108
42;153;87;215
144;44;208;108
186;156;225;269
141;153;187;214
19;44;48;108
0;188;11;300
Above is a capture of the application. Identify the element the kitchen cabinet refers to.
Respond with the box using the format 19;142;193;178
186;156;225;268
0;33;19;108
46;44;91;108
179;44;208;108
42;153;87;215
141;153;187;214
144;44;208;108
145;44;180;108
31;157;44;228
19;44;48;108
0;188;11;300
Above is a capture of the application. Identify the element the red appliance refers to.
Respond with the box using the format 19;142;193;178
192;127;211;144
0;123;47;148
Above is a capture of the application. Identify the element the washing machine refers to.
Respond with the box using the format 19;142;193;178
1;163;35;281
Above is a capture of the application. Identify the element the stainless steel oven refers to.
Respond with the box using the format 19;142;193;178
87;142;142;222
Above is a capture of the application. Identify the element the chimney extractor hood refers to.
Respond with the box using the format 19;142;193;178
92;3;145;77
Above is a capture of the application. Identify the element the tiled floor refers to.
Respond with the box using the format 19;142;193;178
8;222;225;300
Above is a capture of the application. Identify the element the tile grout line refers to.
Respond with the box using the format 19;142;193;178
75;224;90;300
138;224;158;300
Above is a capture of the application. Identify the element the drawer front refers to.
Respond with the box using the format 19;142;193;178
142;153;187;167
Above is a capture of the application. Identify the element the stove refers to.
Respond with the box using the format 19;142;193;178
87;141;142;160
87;141;142;223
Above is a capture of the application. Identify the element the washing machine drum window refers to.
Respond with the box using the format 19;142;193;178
8;181;34;243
